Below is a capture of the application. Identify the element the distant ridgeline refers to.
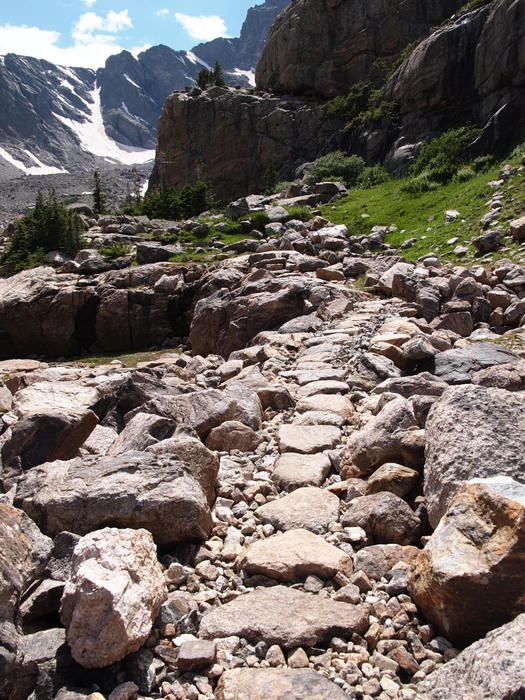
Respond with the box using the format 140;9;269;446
0;0;290;179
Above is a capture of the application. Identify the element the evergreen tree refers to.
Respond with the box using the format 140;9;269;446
197;68;212;90
212;61;225;87
1;190;82;274
93;170;107;215
197;62;226;90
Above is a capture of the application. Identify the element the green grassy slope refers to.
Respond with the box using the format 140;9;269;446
320;158;525;264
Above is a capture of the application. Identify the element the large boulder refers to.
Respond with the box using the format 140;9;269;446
256;487;340;534
342;397;423;477
199;586;369;648
126;384;263;440
190;282;308;357
60;528;167;668
424;384;525;527
409;477;525;646
216;668;350;700
1;410;98;485
12;382;101;417
417;613;525;699
0;268;96;358
0;503;52;622
236;528;353;582
432;342;520;384
14;451;213;546
107;412;175;455
146;434;219;505
341;492;422;545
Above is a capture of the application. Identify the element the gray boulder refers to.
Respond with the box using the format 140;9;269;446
433;342;520;384
0;503;52;622
424;384;525;527
14;451;213;546
418;613;525;699
216;668;350;700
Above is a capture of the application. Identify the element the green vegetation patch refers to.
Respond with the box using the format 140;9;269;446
320;155;525;264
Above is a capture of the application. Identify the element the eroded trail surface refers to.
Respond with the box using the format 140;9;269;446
1;254;525;700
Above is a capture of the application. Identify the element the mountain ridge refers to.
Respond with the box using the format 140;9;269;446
0;0;289;179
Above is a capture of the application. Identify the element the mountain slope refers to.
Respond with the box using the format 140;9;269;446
0;0;289;179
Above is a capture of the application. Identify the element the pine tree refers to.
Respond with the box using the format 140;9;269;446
213;61;225;87
93;171;107;215
197;62;226;90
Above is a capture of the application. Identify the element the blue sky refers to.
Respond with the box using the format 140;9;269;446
0;0;262;69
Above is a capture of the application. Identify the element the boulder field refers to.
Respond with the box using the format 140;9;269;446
1;211;525;699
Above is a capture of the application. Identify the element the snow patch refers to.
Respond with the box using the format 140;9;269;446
0;145;68;175
185;51;211;70
124;73;141;89
58;66;86;85
54;87;155;165
140;180;149;197
231;68;256;86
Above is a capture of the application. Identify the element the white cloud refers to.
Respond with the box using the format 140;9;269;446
83;0;97;7
174;13;228;41
0;10;134;69
156;8;169;16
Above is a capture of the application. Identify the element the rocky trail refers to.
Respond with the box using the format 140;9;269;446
1;202;525;700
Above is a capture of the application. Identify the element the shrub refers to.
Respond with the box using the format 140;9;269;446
400;173;440;193
140;181;215;220
302;151;365;186
99;242;133;262
472;154;496;172
409;126;480;183
2;190;83;273
284;205;312;221
323;83;399;131
357;165;390;188
509;142;525;159
455;166;475;182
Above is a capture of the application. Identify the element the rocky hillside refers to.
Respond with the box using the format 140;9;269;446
1;191;525;697
0;0;289;179
151;0;525;200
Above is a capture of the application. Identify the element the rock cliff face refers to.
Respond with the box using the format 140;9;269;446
151;87;345;202
255;0;465;98
386;0;525;157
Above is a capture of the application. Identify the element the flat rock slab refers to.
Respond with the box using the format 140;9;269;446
283;368;346;385
293;410;345;427
216;668;350;700
14;451;213;546
199;586;368;648
433;342;520;384
236;528;353;582
296;394;354;419
278;424;341;454
256;486;340;534
296;380;349;397
13;381;100;417
271;452;331;490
